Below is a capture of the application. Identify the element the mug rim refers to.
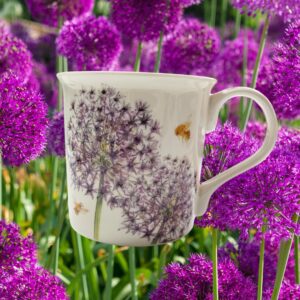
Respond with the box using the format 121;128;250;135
57;71;217;84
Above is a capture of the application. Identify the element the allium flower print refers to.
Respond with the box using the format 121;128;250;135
67;85;194;243
122;157;194;244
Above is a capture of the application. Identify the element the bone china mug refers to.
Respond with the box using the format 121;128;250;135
57;72;278;246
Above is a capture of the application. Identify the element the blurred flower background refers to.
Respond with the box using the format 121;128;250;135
0;0;299;299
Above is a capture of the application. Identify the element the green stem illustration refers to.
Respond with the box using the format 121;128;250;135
94;174;104;240
94;198;102;241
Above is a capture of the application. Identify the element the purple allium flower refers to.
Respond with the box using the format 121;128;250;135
1;266;69;300
0;19;9;36
253;58;273;100
0;72;48;166
220;238;297;290
237;240;279;289
231;0;300;22
0;221;68;300
181;0;202;6
9;27;56;74
212;30;260;91
276;126;300;156
26;0;94;27
0;32;33;82
195;122;256;230
258;16;286;42
116;36;137;71
159;18;220;75
56;14;122;71
150;254;256;299
30;33;57;74
269;21;300;119
264;282;300;300
245;121;267;141
32;61;58;108
9;21;32;45
47;112;65;157
196;123;300;240
0;221;37;268
25;68;41;93
111;0;194;42
247;121;300;156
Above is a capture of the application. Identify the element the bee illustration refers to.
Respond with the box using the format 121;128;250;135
74;201;89;215
175;122;191;142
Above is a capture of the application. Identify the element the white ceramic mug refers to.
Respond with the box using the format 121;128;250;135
58;72;278;246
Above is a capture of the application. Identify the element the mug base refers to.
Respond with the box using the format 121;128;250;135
69;218;193;247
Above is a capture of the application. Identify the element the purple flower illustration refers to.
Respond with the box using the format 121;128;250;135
121;156;194;244
67;84;194;243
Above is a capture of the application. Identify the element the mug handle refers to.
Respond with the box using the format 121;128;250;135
195;87;278;216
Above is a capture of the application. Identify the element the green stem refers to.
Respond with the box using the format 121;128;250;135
63;57;68;72
104;245;115;300
272;215;299;300
52;238;60;274
220;105;228;124
129;247;137;300
157;244;170;280
272;239;293;300
257;223;267;300
57;55;64;111
68;254;108;295
220;0;228;38
240;16;270;131
43;156;59;257
295;234;300;284
212;228;219;300
46;165;67;272
8;167;16;220
204;0;210;24
74;232;89;300
234;11;241;38
134;41;143;72
79;238;100;300
57;56;68;111
154;31;164;73
239;17;248;128
210;0;217;27
57;16;64;111
8;167;14;205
